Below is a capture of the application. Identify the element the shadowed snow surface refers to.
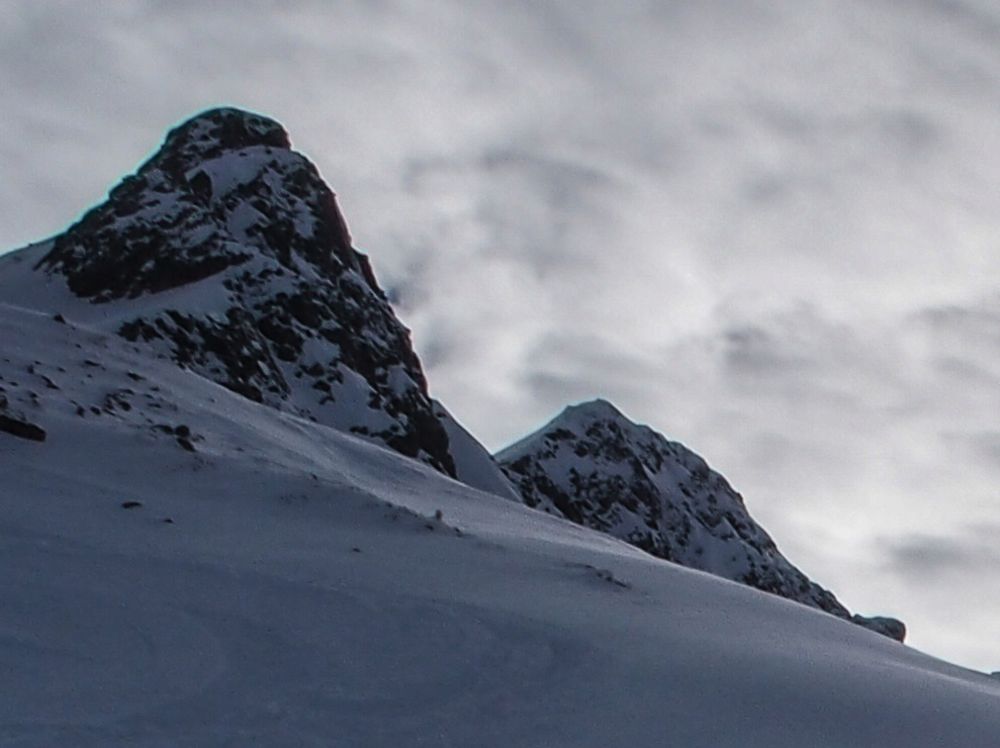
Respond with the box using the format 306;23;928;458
0;303;998;747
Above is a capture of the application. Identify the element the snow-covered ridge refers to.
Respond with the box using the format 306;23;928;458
497;398;905;640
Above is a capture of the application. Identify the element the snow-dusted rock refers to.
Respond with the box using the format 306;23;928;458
0;107;508;486
497;399;905;640
852;615;907;642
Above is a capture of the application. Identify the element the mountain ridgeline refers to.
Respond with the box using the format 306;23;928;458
0;107;902;641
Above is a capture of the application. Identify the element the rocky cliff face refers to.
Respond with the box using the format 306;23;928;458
497;399;905;640
0;107;507;491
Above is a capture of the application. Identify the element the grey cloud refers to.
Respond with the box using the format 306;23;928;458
399;148;623;281
411;329;461;372
906;0;1000;48
519;331;663;412
941;431;1000;470
902;298;1000;416
967;433;1000;466
873;108;942;156
931;357;1000;384
721;324;813;377
709;305;898;415
885;530;1000;580
912;297;1000;351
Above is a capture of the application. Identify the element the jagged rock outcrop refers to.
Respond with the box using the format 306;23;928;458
497;399;905;640
0;107;504;487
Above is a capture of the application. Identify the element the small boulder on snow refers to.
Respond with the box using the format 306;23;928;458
0;412;47;442
852;615;907;643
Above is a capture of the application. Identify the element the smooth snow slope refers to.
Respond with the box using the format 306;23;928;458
1;303;999;747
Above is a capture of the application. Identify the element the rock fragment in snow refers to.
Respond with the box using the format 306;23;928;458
0;412;47;442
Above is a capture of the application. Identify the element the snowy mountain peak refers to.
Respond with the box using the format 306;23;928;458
144;107;293;178
0;108;511;492
35;106;356;302
497;399;905;640
556;398;629;425
554;399;671;446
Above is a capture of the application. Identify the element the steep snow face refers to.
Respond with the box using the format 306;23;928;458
497;399;904;640
0;107;509;485
432;400;523;501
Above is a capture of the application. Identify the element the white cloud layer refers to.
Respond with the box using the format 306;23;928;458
1;0;998;670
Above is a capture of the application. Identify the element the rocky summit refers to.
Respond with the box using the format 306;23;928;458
497;399;905;641
0;107;509;493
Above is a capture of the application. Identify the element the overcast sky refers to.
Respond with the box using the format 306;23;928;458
2;0;998;671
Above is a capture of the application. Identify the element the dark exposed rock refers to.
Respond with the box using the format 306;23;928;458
0;413;47;442
853;615;907;643
36;107;357;302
